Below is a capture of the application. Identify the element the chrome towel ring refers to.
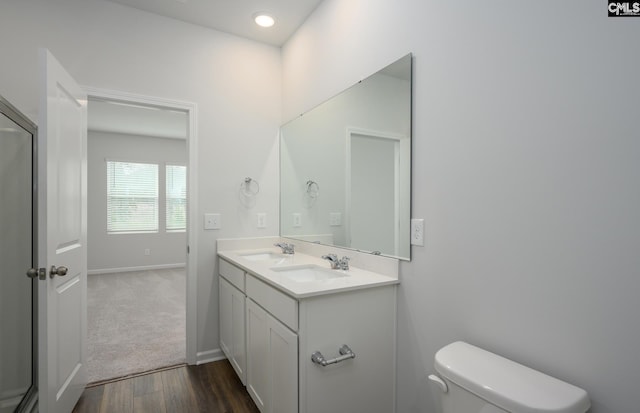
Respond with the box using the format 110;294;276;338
241;177;260;196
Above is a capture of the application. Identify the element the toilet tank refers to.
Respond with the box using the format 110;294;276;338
433;342;590;413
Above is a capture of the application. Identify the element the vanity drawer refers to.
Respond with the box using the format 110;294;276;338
219;258;245;292
246;274;298;332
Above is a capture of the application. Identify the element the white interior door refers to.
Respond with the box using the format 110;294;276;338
38;49;88;413
347;132;399;255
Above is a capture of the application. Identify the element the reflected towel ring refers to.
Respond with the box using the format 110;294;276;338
241;177;260;196
306;180;319;198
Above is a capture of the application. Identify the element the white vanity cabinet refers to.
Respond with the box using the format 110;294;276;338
246;298;298;413
218;256;397;413
219;260;247;384
219;258;299;413
219;276;246;383
298;285;396;413
245;270;299;413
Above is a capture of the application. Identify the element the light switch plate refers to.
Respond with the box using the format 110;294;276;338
411;218;424;246
257;213;267;228
204;213;221;230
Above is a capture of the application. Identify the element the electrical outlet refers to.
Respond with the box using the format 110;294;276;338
144;248;150;256
329;212;342;226
411;218;424;246
204;213;221;230
293;213;302;227
257;213;267;228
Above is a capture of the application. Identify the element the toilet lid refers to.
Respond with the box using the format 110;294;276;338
434;342;590;413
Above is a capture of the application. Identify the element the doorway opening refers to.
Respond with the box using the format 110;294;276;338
84;88;197;382
345;128;410;258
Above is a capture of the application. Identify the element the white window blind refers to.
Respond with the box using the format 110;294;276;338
107;161;158;233
166;164;187;231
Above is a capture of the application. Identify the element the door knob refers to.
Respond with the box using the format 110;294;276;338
50;265;69;278
27;267;47;280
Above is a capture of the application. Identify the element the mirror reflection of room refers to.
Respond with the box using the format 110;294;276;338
280;54;412;259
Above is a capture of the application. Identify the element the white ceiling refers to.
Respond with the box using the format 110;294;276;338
104;0;324;46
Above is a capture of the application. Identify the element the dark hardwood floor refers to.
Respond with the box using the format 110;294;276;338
73;360;259;413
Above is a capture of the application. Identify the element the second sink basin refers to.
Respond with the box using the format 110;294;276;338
270;264;348;282
241;252;284;261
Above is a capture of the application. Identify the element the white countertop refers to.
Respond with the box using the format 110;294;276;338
218;248;400;299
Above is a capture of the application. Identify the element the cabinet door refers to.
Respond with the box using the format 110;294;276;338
219;277;246;383
246;299;298;413
267;314;298;413
299;286;396;413
246;299;268;412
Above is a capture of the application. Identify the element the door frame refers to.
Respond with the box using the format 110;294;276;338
83;86;198;364
345;127;405;256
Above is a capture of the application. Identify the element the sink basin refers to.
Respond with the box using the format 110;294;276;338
270;265;348;282
240;252;285;262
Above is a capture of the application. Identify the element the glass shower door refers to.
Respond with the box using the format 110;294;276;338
0;97;36;413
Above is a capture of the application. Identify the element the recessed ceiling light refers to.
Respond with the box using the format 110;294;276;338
253;12;275;28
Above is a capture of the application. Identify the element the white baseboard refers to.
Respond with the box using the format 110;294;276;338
88;263;185;275
196;348;226;365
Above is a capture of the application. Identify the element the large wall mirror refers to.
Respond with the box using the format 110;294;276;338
280;54;412;260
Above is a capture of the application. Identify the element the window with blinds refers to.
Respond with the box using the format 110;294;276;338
107;161;159;233
166;164;187;231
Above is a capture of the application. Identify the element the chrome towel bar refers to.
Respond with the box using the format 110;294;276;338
311;345;356;367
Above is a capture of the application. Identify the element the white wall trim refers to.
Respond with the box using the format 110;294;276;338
88;263;185;275
83;86;199;365
196;348;226;365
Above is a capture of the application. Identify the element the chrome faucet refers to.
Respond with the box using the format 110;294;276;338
274;242;295;254
322;254;350;270
322;254;339;268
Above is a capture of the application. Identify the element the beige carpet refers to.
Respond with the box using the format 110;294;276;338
87;268;186;383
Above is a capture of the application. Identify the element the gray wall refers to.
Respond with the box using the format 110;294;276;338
87;131;186;272
283;0;640;412
0;0;281;357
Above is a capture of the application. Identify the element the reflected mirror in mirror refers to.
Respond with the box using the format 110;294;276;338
280;54;412;260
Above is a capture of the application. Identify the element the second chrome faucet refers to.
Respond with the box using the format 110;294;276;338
321;253;350;270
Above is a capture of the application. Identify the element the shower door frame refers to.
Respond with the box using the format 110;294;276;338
0;95;39;413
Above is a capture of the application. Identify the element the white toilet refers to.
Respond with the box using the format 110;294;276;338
429;341;590;413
